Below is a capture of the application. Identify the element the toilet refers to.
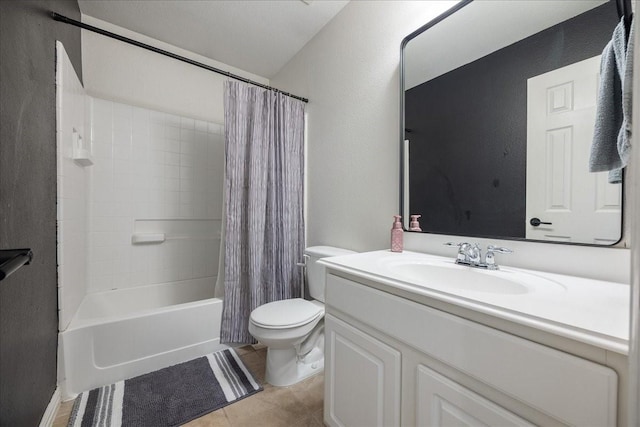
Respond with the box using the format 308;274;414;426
248;246;355;387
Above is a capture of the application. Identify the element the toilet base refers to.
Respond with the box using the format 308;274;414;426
265;346;324;387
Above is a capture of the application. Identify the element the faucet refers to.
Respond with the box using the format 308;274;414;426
444;242;480;264
467;243;482;264
444;242;512;270
484;245;513;269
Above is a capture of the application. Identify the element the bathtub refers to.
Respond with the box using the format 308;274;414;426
58;278;227;400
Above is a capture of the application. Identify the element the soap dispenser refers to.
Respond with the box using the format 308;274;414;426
391;215;403;252
409;215;422;232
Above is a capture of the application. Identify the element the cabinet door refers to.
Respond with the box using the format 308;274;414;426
327;274;618;426
416;364;535;427
324;314;401;427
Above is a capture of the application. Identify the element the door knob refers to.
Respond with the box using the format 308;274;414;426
530;217;552;227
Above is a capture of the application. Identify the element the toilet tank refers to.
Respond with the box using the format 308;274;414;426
304;246;356;302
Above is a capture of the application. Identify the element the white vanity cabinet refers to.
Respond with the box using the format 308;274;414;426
324;272;619;427
414;365;534;426
324;314;401;426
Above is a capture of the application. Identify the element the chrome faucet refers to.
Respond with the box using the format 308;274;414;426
444;242;512;270
484;245;513;269
467;243;482;264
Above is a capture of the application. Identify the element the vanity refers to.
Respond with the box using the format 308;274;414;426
320;0;632;424
320;250;629;427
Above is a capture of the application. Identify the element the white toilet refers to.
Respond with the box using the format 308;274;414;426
248;246;355;387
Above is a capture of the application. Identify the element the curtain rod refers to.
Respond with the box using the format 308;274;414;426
51;12;309;103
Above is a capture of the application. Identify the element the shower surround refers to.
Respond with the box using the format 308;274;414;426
56;43;227;398
86;97;224;294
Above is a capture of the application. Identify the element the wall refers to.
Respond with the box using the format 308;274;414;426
627;1;640;422
271;1;458;251
406;2;618;239
81;15;269;124
86;98;224;293
271;0;631;283
0;1;82;425
78;16;269;298
56;42;89;331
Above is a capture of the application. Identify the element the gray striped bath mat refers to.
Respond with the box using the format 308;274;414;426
67;348;262;427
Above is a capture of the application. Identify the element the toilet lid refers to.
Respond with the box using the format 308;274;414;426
250;298;324;329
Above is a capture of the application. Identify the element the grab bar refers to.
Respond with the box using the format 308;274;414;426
0;249;34;281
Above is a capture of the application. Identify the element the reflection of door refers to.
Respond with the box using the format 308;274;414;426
526;56;621;244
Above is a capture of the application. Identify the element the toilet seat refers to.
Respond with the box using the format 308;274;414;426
250;298;324;329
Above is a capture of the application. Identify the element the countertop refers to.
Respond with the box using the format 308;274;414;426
320;250;630;354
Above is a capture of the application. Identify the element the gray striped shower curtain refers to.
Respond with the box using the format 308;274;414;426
220;81;305;344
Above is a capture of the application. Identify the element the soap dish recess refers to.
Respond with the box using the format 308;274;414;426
72;130;93;166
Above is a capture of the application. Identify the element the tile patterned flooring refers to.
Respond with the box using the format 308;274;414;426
52;345;325;427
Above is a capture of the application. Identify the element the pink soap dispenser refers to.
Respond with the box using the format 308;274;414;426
391;215;403;252
409;214;422;232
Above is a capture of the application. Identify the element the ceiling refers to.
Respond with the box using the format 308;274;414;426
78;0;350;79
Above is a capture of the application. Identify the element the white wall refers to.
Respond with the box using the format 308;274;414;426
87;98;224;293
627;1;640;422
81;15;269;124
79;14;270;294
272;0;631;283
272;1;458;251
56;42;89;331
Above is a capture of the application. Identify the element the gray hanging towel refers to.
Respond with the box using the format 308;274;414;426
589;16;634;183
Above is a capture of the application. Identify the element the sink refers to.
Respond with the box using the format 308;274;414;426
388;261;565;295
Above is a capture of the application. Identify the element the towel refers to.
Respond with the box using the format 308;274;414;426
589;16;634;183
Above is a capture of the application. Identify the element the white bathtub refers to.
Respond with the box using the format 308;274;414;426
58;278;226;400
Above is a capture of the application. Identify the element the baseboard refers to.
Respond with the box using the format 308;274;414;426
39;387;61;427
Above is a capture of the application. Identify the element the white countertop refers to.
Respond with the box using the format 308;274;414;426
320;250;630;354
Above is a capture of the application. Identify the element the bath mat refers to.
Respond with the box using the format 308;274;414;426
67;348;262;427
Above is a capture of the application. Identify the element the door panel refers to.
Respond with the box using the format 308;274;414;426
416;365;535;427
526;55;621;243
324;314;401;427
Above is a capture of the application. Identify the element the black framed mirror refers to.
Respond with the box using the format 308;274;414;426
400;0;625;246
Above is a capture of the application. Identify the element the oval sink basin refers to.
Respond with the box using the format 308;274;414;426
389;262;565;295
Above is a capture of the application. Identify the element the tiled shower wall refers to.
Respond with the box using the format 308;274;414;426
87;98;224;293
56;42;89;331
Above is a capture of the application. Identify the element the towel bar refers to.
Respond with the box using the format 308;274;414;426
0;249;34;281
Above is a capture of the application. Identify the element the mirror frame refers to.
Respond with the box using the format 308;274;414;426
399;0;624;247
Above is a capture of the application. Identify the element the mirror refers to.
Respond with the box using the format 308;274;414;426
401;0;624;245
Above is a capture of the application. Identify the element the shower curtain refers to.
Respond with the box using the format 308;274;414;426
220;81;305;344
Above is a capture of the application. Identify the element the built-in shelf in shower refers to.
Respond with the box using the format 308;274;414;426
131;233;166;244
72;129;93;166
133;218;222;242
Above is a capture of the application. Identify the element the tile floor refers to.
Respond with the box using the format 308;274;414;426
52;345;325;427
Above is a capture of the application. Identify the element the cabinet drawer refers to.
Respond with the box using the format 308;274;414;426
326;274;618;426
416;364;535;427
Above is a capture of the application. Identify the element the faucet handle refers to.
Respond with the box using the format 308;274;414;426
444;242;462;247
487;245;513;254
485;245;512;269
444;242;470;262
444;242;473;249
